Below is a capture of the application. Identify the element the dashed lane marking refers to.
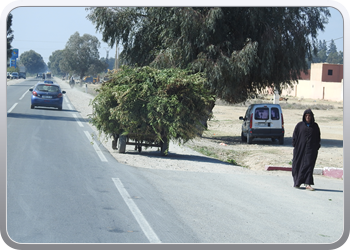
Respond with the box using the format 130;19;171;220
83;131;108;162
72;113;84;127
19;90;29;100
7;103;18;113
112;178;161;243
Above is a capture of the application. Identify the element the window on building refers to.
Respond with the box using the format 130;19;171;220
328;69;333;76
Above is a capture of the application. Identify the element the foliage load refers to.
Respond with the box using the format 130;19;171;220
87;7;330;104
89;66;214;145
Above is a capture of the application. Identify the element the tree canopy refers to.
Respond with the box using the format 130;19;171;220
87;7;330;103
48;50;65;76
309;39;343;65
19;50;47;73
59;32;107;79
7;13;14;61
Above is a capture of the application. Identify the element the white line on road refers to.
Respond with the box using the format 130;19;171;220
19;90;29;100
112;178;161;243
72;113;84;127
83;131;108;162
65;97;69;103
67;104;73;110
7;103;18;113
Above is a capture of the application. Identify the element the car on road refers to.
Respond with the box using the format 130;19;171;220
239;103;285;144
7;72;11;79
19;72;26;79
10;72;19;79
29;83;66;110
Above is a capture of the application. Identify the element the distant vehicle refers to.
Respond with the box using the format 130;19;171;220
19;72;26;79
29;83;66;110
83;76;93;83
36;73;42;79
7;72;11;79
44;80;54;84
46;72;52;79
239;103;284;144
10;72;19;79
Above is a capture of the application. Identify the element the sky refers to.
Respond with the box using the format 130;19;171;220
7;5;346;66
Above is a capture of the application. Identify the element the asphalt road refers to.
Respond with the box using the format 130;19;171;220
6;78;345;245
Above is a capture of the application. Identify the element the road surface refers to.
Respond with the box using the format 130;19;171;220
5;78;345;246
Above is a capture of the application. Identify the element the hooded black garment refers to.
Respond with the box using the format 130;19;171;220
292;109;321;187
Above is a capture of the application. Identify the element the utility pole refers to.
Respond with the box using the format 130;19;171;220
104;47;110;73
114;43;119;70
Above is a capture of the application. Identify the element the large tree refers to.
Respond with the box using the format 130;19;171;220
7;13;14;61
48;50;65;76
87;7;330;103
326;39;343;64
19;50;46;73
59;32;107;79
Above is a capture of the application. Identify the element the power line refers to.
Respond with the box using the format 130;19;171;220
13;39;66;43
325;37;343;42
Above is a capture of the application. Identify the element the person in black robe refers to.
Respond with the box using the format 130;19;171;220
292;109;321;191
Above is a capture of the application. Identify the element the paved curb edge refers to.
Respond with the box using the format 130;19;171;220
265;165;343;179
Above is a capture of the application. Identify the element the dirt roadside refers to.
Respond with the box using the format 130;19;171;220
55;78;344;174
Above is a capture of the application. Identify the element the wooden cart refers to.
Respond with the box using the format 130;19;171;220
111;133;169;155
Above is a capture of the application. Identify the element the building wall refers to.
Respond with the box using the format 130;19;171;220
281;80;343;101
310;63;323;82
279;63;343;102
321;64;343;82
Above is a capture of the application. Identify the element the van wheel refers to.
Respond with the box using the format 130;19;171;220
279;136;284;145
241;132;247;142
247;134;253;144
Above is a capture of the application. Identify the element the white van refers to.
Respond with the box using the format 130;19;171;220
239;104;284;144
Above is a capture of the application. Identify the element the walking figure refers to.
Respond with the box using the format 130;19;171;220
292;109;321;191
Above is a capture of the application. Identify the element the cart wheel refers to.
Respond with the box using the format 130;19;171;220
118;135;126;153
160;137;169;155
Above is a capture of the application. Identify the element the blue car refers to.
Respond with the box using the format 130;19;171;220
44;80;54;84
29;83;66;110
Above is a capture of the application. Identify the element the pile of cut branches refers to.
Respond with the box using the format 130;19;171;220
89;66;214;146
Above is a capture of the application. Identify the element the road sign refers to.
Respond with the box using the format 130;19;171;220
11;48;18;59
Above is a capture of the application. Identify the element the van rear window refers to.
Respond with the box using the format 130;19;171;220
271;108;280;120
254;108;269;120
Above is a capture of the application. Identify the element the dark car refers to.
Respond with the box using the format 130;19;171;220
19;72;26;79
10;72;19;79
29;83;66;110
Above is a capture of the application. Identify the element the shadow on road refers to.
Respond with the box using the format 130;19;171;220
122;148;239;166
7;110;90;123
202;135;343;148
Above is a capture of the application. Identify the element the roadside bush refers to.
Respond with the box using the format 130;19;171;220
89;66;215;145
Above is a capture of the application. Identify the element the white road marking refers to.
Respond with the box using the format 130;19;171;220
67;104;73;110
83;131;108;162
7;103;18;113
65;97;70;103
112;178;161;243
72;113;84;127
19;90;29;100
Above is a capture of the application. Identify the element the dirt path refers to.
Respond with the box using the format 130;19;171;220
186;98;343;171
